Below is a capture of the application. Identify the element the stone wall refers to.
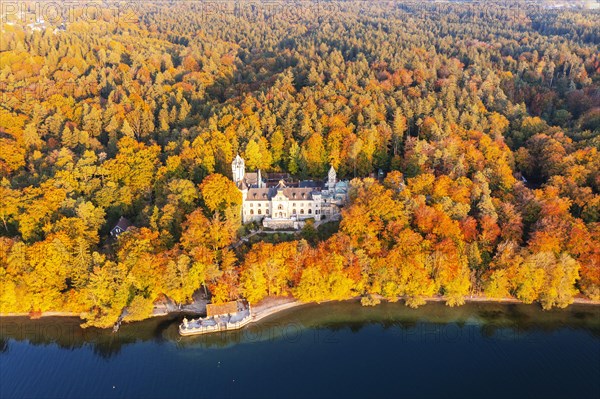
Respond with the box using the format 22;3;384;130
263;218;296;230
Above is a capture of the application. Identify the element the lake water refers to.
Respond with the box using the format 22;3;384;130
1;301;599;398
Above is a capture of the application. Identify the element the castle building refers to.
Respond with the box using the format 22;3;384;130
231;155;348;229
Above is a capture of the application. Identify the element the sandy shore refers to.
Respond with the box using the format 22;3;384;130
245;294;600;325
418;295;600;306
251;297;306;323
2;294;598;322
241;294;600;328
0;311;81;318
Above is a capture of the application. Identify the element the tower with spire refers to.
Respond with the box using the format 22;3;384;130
232;154;245;184
257;169;263;188
327;165;337;192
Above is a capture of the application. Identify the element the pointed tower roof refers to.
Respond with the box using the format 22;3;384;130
328;165;337;176
276;179;287;190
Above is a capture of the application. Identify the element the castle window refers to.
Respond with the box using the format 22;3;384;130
250;203;253;207
258;203;261;207
250;210;254;215
266;209;270;215
308;209;312;214
278;204;283;210
293;209;297;215
300;209;305;215
258;209;262;215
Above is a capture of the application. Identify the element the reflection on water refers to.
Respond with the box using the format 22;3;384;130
1;301;599;399
1;301;599;356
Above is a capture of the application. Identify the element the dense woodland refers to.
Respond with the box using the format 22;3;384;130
0;1;599;327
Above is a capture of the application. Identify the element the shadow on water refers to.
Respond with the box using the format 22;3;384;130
1;302;599;357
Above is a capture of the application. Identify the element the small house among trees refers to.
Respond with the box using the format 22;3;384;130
110;217;132;238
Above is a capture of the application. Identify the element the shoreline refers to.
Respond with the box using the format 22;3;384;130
251;298;307;323
2;295;599;323
0;311;82;318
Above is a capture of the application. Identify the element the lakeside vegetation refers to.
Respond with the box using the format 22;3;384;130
0;1;598;327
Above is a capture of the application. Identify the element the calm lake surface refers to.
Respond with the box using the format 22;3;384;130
1;301;599;399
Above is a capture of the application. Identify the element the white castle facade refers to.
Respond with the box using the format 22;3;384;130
232;155;348;229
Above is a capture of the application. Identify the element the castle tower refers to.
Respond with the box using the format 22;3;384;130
232;154;245;184
257;169;263;188
327;165;337;192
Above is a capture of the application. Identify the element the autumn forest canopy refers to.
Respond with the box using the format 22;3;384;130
0;1;598;327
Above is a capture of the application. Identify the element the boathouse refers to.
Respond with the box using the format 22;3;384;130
206;301;240;317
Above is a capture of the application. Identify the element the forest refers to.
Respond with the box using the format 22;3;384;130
0;1;598;327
